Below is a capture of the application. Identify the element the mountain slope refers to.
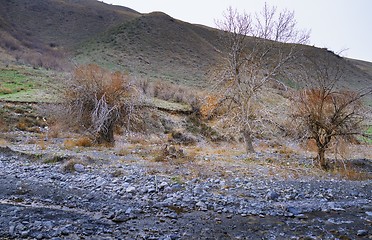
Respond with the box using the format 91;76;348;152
75;12;223;86
1;0;371;95
0;0;139;50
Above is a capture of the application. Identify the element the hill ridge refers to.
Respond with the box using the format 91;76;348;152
0;0;371;96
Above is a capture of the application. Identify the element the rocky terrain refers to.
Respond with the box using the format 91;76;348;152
0;145;371;240
1;1;371;239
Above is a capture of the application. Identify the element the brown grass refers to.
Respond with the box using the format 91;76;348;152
0;86;13;94
16;120;28;131
153;145;195;164
115;148;131;156
332;162;371;180
37;140;47;150
63;136;93;150
0;119;9;132
0;138;8;146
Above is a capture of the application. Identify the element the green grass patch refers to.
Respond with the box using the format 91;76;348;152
0;69;30;94
365;126;372;144
0;89;58;103
0;66;63;103
358;125;372;144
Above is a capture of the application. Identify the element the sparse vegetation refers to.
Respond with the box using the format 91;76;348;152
0;2;371;238
292;54;372;169
0;0;370;186
212;4;310;153
63;137;93;150
62;64;138;145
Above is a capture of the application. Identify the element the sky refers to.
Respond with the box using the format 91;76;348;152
101;0;372;62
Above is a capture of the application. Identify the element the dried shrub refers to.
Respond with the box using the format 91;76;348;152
292;88;368;169
170;129;198;145
63;137;93;149
37;140;47;150
63;139;76;150
62;64;139;145
200;95;219;119
186;115;222;141
154;144;193;164
16;117;31;131
331;161;371;180
115;147;131;156
75;136;93;147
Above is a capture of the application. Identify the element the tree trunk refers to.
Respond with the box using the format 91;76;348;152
96;121;115;145
242;129;255;154
317;147;328;170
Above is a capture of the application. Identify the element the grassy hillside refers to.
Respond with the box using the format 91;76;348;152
0;0;139;49
74;12;223;86
0;66;63;103
0;0;371;100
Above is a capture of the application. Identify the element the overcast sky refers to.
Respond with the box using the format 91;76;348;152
102;0;372;62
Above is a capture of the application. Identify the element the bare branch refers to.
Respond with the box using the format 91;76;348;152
213;4;310;153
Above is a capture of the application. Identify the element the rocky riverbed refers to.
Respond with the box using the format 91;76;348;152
0;146;371;239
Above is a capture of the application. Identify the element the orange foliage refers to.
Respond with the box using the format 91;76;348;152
200;95;219;119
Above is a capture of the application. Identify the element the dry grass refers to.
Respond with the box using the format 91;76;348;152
0;86;13;94
37;140;47;150
0;119;9;132
0;138;8;146
63;136;93;150
115;146;132;156
331;160;371;181
47;122;65;138
334;167;370;181
16;119;28;131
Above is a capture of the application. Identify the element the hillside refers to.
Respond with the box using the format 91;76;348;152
0;0;371;93
0;0;139;55
75;12;223;86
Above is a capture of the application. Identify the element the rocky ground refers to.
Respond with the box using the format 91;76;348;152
0;143;371;240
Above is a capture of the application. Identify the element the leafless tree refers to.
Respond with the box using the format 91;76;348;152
63;64;138;145
292;54;372;169
213;4;310;153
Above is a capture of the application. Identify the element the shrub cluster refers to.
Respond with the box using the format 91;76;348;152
62;64;138;144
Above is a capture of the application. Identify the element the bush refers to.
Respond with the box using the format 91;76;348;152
62;64;138;145
63;137;93;149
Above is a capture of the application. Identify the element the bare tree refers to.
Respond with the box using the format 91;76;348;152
292;54;372;169
63;64;137;145
213;4;310;153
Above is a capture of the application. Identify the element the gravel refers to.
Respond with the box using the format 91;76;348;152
0;147;371;239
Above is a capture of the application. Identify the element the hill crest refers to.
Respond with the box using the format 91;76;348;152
0;0;371;96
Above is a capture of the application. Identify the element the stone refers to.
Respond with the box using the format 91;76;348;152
266;191;280;201
159;182;168;189
95;177;106;187
74;164;85;173
356;230;368;236
287;206;301;216
126;186;136;193
9;225;15;235
125;207;132;214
